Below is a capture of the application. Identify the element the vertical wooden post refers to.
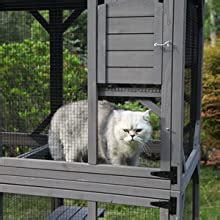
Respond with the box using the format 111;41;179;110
171;0;187;192
49;9;63;114
49;9;64;209
88;0;98;219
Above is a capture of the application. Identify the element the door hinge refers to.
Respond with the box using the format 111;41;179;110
151;167;177;184
151;197;177;215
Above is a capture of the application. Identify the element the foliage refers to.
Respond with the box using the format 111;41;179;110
30;11;87;56
202;40;220;149
204;0;220;40
0;40;87;134
0;11;33;44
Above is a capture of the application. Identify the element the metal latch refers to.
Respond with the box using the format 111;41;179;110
154;40;172;49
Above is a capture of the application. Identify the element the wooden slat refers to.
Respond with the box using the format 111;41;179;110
98;4;107;83
0;175;170;199
0;157;164;179
0;184;168;208
0;166;169;189
106;68;161;84
108;17;154;34
107;51;154;67
107;34;154;51
48;206;70;220
107;0;154;17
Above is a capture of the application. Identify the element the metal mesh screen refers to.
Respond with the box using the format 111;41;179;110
98;202;159;220
184;0;200;156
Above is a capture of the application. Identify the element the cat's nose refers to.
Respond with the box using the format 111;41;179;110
130;134;135;138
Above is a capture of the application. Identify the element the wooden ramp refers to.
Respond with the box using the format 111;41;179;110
48;206;104;220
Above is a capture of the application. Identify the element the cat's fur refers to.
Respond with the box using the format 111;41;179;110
48;100;152;166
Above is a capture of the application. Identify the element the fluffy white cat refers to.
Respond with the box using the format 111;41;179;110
48;100;152;166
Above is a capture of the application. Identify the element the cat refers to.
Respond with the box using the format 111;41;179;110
48;100;152;166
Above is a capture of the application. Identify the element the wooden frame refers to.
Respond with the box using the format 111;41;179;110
0;0;204;219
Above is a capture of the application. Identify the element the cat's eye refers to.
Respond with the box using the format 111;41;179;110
123;129;129;133
136;129;142;133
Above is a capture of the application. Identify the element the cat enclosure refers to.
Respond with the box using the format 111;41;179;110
0;0;203;219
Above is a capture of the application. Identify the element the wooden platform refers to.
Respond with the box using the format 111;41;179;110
48;206;104;220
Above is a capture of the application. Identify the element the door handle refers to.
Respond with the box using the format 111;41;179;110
154;41;172;48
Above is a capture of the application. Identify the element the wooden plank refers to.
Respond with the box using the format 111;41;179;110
48;206;70;220
107;34;154;51
181;148;200;192
1;132;47;147
98;4;107;83
107;51;154;67
88;203;96;220
0;175;170;199
107;0;154;17
99;87;161;98
171;0;187;191
0;166;169;189
0;184;168;208
0;157;164;179
159;0;173;175
56;206;81;219
106;68;161;84
108;17;154;34
88;0;98;165
152;0;163;84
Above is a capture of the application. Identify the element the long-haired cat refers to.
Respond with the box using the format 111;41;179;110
48;100;152;166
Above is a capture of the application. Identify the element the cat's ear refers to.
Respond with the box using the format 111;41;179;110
143;109;151;121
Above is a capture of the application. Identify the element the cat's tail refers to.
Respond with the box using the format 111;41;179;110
48;128;64;161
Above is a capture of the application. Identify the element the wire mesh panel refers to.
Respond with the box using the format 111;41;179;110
3;193;52;219
183;0;200;157
98;202;159;220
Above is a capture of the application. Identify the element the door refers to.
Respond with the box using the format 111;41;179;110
97;0;163;84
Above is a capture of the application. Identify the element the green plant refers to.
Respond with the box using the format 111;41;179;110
0;39;87;138
202;40;220;150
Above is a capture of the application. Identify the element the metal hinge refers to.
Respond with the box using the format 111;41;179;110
151;167;177;184
151;197;177;215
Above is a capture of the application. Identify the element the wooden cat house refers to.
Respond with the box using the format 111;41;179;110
0;0;203;219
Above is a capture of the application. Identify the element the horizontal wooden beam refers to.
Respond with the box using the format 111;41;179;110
0;157;169;181
0;174;170;199
0;184;167;208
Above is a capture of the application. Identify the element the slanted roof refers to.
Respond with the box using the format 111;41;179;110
0;0;103;11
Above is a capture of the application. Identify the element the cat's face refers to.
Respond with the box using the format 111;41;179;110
113;110;152;147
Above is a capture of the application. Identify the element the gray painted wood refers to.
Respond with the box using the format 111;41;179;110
171;0;187;191
107;51;154;67
107;0;154;17
108;17;154;34
0;184;168;208
99;87;161;98
88;0;98;165
159;0;173;197
138;100;161;117
152;0;163;83
53;206;81;219
106;68;160;84
181;148;200;192
0;175;170;199
98;4;106;83
0;158;164;178
88;202;97;220
0;167;170;190
107;34;154;51
48;206;70;220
